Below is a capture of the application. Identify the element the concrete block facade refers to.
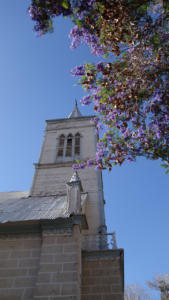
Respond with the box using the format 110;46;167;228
0;233;41;300
34;225;81;300
0;222;82;300
82;250;124;300
0;225;124;300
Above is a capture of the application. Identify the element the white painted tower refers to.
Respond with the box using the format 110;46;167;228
30;104;106;235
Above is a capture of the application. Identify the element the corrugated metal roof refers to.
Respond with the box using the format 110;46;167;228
0;191;29;200
0;192;70;224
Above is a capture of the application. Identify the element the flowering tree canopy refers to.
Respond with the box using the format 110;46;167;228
29;0;169;171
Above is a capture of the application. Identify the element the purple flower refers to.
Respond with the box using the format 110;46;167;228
87;160;93;167
71;65;85;76
69;26;82;49
93;96;100;106
69;25;80;37
128;47;135;53
97;123;103;131
107;134;113;142
80;95;92;106
97;141;105;147
137;127;145;138
93;87;102;94
91;44;105;56
156;130;161;139
122;128;131;139
127;157;134;162
154;93;162;102
69;24;107;56
95;165;102;170
86;0;95;6
116;92;124;99
96;147;106;162
72;163;86;170
96;62;104;72
28;6;34;18
143;137;148;143
91;117;99;125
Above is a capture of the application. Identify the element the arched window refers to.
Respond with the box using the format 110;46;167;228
75;133;80;156
58;134;65;157
66;134;73;157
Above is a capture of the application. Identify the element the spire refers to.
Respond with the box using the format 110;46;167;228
68;100;82;118
67;171;83;192
66;171;83;214
70;171;81;183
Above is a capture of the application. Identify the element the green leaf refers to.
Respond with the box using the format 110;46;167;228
48;20;53;32
61;0;69;9
138;3;149;13
160;163;168;169
76;19;83;28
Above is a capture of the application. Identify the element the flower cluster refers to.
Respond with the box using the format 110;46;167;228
72;160;93;170
29;0;169;171
29;0;72;34
69;26;106;56
80;95;92;106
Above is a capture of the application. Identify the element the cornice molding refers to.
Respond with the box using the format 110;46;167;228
82;248;124;259
34;160;91;169
34;162;75;168
46;115;95;124
0;215;88;235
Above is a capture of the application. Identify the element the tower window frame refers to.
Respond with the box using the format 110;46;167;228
66;134;73;157
75;133;81;156
56;132;81;161
57;134;65;157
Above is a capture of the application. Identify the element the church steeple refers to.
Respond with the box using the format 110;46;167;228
30;108;106;235
68;100;82;118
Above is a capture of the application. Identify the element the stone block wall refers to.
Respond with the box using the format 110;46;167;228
0;223;124;300
81;249;124;300
34;224;81;300
0;233;41;300
0;223;82;300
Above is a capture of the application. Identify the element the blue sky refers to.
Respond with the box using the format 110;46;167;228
0;1;168;297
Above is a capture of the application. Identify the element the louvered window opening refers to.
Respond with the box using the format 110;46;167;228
58;135;65;157
66;134;73;157
75;133;80;155
57;133;81;159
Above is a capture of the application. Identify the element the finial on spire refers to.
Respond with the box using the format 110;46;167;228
70;171;80;183
67;171;83;192
68;100;82;118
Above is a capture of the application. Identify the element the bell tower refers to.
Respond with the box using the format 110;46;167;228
30;104;106;234
0;102;124;300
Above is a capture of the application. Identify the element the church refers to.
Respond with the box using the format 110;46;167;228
0;104;124;300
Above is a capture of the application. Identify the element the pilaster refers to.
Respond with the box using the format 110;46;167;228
82;249;124;300
34;223;82;300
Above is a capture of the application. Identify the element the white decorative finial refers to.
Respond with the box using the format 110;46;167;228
68;101;82;118
70;171;80;183
66;171;83;214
